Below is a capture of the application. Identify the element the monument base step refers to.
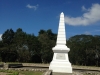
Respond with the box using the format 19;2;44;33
53;72;72;75
49;61;72;73
49;66;72;73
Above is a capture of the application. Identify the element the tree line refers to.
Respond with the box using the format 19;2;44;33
68;35;100;66
0;28;100;66
0;28;56;63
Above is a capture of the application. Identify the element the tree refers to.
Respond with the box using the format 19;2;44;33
2;29;14;45
38;29;56;63
26;34;42;63
13;28;31;62
1;29;17;62
67;34;100;66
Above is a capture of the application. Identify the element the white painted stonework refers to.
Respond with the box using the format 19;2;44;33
49;12;72;73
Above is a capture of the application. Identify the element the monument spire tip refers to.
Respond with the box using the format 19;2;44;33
61;12;64;14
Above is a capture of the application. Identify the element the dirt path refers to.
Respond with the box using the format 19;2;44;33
0;72;24;75
0;72;11;75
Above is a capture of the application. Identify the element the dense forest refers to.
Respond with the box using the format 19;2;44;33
0;28;100;66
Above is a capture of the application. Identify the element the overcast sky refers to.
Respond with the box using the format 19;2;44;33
0;0;100;40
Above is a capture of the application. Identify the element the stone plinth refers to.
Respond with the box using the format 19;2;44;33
49;46;72;73
3;63;8;69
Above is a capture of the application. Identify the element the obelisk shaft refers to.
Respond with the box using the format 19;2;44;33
56;12;66;45
49;12;72;73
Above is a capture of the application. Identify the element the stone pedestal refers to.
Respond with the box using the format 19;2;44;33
3;63;8;69
49;12;72;73
49;45;72;73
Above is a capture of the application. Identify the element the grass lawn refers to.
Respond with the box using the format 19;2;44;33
19;71;43;75
0;70;44;75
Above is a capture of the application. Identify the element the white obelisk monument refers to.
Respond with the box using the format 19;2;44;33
49;12;72;73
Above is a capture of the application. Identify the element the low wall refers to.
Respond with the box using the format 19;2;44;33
22;63;49;67
0;67;46;72
43;70;52;75
2;63;100;71
3;63;23;68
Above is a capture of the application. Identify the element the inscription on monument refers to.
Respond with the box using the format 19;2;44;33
56;53;65;60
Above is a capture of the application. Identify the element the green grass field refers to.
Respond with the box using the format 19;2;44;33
20;71;43;75
0;70;43;75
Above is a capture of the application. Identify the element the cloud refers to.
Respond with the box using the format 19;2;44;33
0;34;2;40
95;29;100;32
26;4;39;10
83;30;100;35
65;3;100;26
82;6;87;11
84;31;91;35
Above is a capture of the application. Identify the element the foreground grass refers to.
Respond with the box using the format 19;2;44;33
0;69;43;75
20;71;43;75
